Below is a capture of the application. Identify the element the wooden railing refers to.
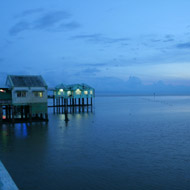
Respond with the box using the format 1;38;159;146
0;100;12;105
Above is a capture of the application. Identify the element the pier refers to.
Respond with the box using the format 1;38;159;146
0;76;95;123
49;95;93;114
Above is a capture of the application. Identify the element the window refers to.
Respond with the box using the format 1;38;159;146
58;89;64;95
16;91;26;97
33;91;43;98
75;89;81;95
84;90;88;95
67;91;71;96
90;90;93;95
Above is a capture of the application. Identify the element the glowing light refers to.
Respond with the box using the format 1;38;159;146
90;90;93;95
60;89;64;92
84;90;88;95
0;89;5;93
39;92;43;97
67;91;71;96
75;89;81;95
33;91;43;98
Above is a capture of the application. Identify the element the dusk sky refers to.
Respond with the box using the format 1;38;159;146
1;0;190;92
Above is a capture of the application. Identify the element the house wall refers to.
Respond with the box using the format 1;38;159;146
55;88;95;98
12;87;47;105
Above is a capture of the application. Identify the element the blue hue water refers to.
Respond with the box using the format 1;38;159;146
1;96;190;190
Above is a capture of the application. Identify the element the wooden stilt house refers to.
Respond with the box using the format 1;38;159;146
0;75;48;122
52;83;95;110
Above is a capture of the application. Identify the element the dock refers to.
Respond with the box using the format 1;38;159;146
0;76;95;123
48;95;93;114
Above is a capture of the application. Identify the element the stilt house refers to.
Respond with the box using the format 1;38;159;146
0;75;48;122
54;83;95;98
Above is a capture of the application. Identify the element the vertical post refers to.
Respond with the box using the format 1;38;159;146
82;98;84;112
87;98;89;106
21;106;24;119
62;97;64;113
53;95;55;114
74;98;76;106
56;98;58;114
12;106;15;123
8;105;11;120
58;98;60;114
29;114;32;122
79;98;81;106
45;113;48;122
5;106;8;120
91;97;93;106
24;106;28;119
29;106;32;122
0;106;2;123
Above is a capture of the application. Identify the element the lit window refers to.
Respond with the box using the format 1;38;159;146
58;89;64;95
75;89;81;95
67;91;71;96
33;91;43;98
90;90;93;95
84;90;88;95
17;91;27;97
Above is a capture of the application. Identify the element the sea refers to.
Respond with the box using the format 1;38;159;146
1;96;190;190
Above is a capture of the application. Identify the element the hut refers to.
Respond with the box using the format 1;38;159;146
54;83;95;99
52;83;95;112
0;75;48;122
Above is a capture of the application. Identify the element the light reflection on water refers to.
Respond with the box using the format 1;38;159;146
1;96;190;190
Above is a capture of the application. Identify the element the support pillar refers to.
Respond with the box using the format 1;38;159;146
0;106;2;123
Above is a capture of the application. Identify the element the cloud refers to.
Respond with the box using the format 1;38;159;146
81;68;100;74
176;42;190;49
79;63;107;67
75;68;101;76
9;10;80;35
16;8;44;18
71;34;129;45
57;21;81;31
33;11;70;29
9;21;30;36
87;76;190;94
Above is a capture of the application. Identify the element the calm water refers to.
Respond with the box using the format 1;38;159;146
1;96;190;190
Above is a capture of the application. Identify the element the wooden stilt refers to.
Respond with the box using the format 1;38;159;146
12;106;15;123
62;97;64;113
0;106;2;123
53;95;55;114
45;113;48;121
21;106;24;119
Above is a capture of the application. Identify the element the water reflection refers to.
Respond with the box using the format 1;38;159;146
14;123;28;138
0;122;48;152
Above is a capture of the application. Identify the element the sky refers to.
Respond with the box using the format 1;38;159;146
1;0;190;93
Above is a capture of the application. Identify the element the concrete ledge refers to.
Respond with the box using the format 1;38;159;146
0;161;18;190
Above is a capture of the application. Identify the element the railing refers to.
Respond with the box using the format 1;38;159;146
0;99;12;105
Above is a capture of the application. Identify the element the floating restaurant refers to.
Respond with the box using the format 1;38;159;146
0;75;95;123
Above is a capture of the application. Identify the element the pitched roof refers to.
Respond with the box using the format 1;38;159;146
55;83;94;90
7;75;47;87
